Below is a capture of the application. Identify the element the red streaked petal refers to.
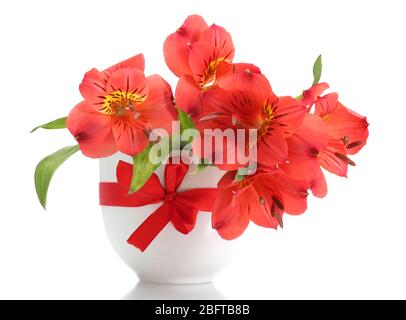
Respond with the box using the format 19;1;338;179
67;101;117;158
325;102;369;155
319;139;348;177
112;115;149;156
188;41;217;84
205;89;263;129
138;74;177;133
164;34;192;77
174;75;203;118
198;86;235;118
314;92;339;117
281;160;327;198
178;15;209;41
217;69;274;103
212;186;236;226
215;62;262;80
104;54;145;74
215;206;249;240
188;38;234;87
106;68;148;98
212;187;250;240
242;184;278;228
286;114;329;161
79;68;108;110
199;24;235;61
163;15;208;77
271;173;308;215
271;96;307;137
258;132;288;166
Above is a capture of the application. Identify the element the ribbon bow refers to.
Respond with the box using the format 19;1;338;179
99;161;218;252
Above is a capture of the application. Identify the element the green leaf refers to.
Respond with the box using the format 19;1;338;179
129;110;197;193
178;109;196;133
129;137;171;193
178;108;198;149
34;145;80;209
312;54;322;85
31;117;67;133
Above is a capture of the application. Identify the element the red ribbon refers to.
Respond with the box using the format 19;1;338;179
99;161;218;252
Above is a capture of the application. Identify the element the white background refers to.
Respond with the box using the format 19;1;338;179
1;0;405;299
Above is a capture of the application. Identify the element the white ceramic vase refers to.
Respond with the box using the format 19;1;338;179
100;153;235;284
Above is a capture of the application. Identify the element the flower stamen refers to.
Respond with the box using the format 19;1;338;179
100;90;147;116
258;101;275;137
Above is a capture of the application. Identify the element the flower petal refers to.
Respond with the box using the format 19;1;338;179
216;62;262;80
199;24;235;61
318;138;348;177
311;166;328;198
271;173;309;215
112;115;149;156
271;96;307;137
104;54;145;74
212;187;250;240
217;69;274;103
188;40;233;87
241;183;278;228
106;68;148;99
324;102;369;155
286;114;329;161
281;160;327;198
67;101;117;158
163;15;208;77
175;75;203;118
302;82;329;107
138;75;177;133
314;93;339;117
257;132;288;166
79;68;108;110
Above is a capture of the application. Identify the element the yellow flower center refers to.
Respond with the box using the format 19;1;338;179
100;90;147;116
323;114;332;122
258;102;275;137
200;57;231;90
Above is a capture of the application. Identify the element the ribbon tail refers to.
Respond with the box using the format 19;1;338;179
171;201;198;234
127;204;172;252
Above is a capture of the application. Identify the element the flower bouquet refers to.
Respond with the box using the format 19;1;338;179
33;15;369;283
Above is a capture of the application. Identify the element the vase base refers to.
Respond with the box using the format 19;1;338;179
123;281;226;300
137;275;213;285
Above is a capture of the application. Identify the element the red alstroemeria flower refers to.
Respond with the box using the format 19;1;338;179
314;92;369;155
282;114;357;197
67;54;177;158
203;71;307;167
164;15;236;119
301;83;369;155
212;169;309;240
